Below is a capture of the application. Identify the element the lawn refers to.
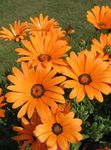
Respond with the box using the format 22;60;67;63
0;0;111;77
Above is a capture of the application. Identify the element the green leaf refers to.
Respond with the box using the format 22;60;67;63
70;142;81;150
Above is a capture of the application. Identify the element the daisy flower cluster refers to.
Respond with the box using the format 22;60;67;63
0;5;111;150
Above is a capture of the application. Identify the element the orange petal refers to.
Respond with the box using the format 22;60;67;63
90;82;111;94
45;76;66;88
17;101;30;118
27;100;36;118
46;134;57;147
44;91;65;103
85;85;94;100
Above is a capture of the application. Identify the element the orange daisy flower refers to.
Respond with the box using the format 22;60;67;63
0;20;28;42
12;113;48;150
49;27;67;40
16;32;71;72
54;103;71;115
28;14;59;35
33;110;83;150
0;88;6;118
6;63;66;118
87;6;111;30
91;33;111;60
62;51;111;102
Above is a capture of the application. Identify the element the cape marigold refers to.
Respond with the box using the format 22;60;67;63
0;88;6;118
12;113;48;150
28;14;58;35
6;63;66;118
91;33;111;60
62;51;111;102
0;20;28;42
87;6;111;30
16;32;71;72
54;103;71;115
49;27;66;41
33;110;83;150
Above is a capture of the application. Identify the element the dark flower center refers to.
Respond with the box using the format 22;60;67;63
52;123;63;135
78;74;92;85
38;54;51;62
31;84;44;98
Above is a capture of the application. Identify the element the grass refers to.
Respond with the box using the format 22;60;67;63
0;0;111;77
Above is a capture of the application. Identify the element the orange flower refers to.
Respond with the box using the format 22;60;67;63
0;88;6;118
49;27;66;40
33;110;83;150
12;113;48;150
87;6;111;30
62;51;111;102
6;63;66;118
54;103;71;115
28;14;66;40
0;20;28;42
16;32;71;72
28;14;59;35
91;33;111;60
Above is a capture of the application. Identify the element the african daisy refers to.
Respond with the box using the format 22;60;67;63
6;63;66;118
87;6;111;30
0;20;28;42
62;51;111;102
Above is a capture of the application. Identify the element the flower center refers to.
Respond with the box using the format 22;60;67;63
31;84;44;98
52;123;63;135
104;45;111;54
78;74;92;85
38;54;51;62
98;22;106;28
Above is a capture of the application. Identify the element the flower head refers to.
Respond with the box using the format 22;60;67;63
33;110;83;150
91;33;111;61
28;14;59;35
54;103;71;115
62;51;111;102
6;63;66;118
87;6;111;30
16;32;71;72
12;113;48;150
0;20;28;42
49;27;66;40
0;88;6;118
